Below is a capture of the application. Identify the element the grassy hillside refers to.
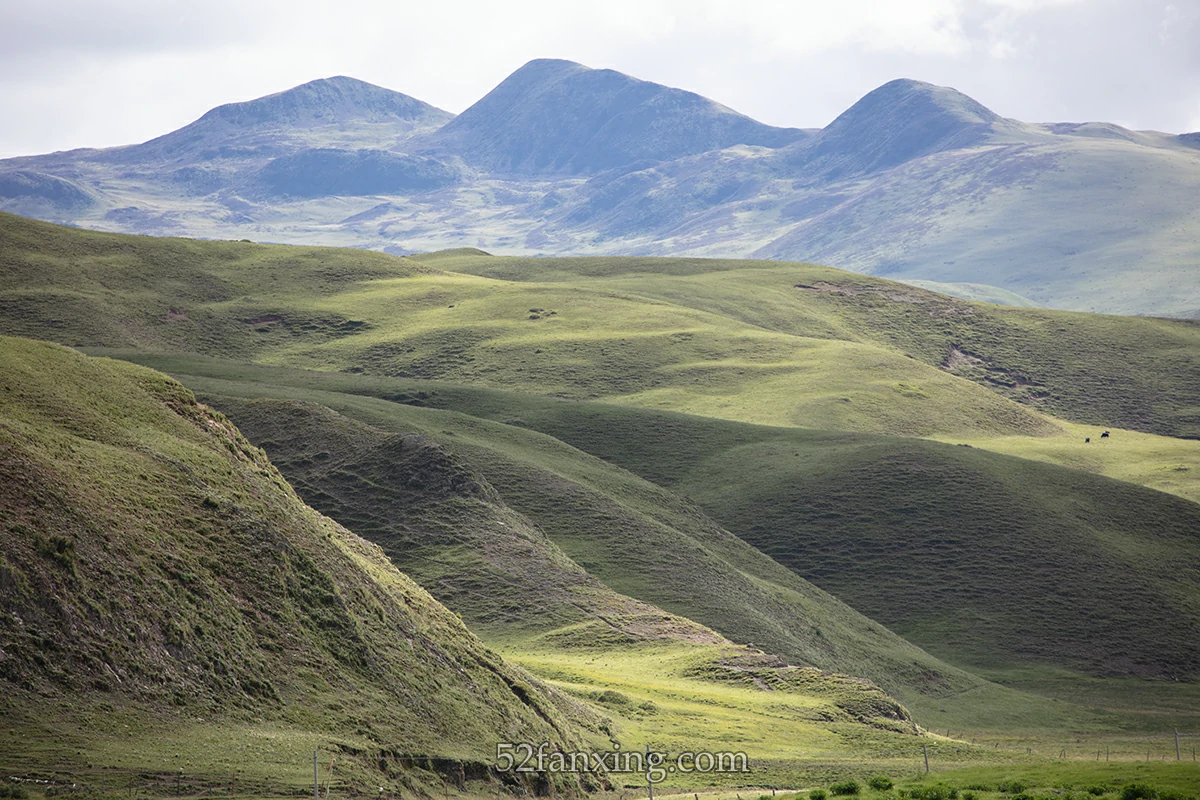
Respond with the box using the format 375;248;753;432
176;379;983;707
104;353;1200;508
3;337;1033;790
94;356;1200;689
421;250;1200;439
188;394;726;645
4;214;1200;749
673;436;1200;679
66;355;1189;741
0;336;606;791
4;212;1197;442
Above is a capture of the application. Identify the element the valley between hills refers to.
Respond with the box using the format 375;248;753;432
1;211;1198;798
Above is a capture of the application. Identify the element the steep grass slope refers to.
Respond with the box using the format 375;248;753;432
187;394;724;646
0;336;603;789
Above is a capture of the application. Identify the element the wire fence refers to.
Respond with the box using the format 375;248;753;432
5;734;1198;798
3;769;310;799
913;729;1200;773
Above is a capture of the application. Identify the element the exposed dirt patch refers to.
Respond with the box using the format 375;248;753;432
794;281;976;314
246;314;282;326
943;346;984;370
942;346;1050;402
241;314;370;338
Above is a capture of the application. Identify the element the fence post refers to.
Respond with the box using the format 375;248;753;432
1175;730;1181;761
646;744;653;800
923;742;930;774
314;751;319;800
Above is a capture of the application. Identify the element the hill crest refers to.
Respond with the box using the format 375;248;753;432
104;76;455;164
783;77;1008;179
422;57;808;175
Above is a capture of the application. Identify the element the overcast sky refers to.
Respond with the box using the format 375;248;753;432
2;0;1197;158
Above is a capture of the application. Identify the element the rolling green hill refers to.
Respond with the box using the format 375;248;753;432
4;338;1011;791
3;212;1197;441
4;214;1200;744
104;356;1200;688
179;379;983;707
419;249;1200;439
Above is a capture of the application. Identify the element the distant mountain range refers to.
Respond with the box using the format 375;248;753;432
2;59;1198;316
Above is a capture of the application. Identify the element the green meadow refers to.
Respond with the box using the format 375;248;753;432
2;214;1198;796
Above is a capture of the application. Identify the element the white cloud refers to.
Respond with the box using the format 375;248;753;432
0;0;1196;157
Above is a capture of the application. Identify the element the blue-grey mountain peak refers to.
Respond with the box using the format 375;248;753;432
784;77;1008;179
420;58;809;175
109;76;455;165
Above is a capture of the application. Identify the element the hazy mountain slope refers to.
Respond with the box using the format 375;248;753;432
253;148;463;198
754;133;1200;316
419;58;806;175
0;336;604;787
1;70;1196;316
779;78;1008;181
0;77;459;212
0;170;94;213
104;76;454;166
